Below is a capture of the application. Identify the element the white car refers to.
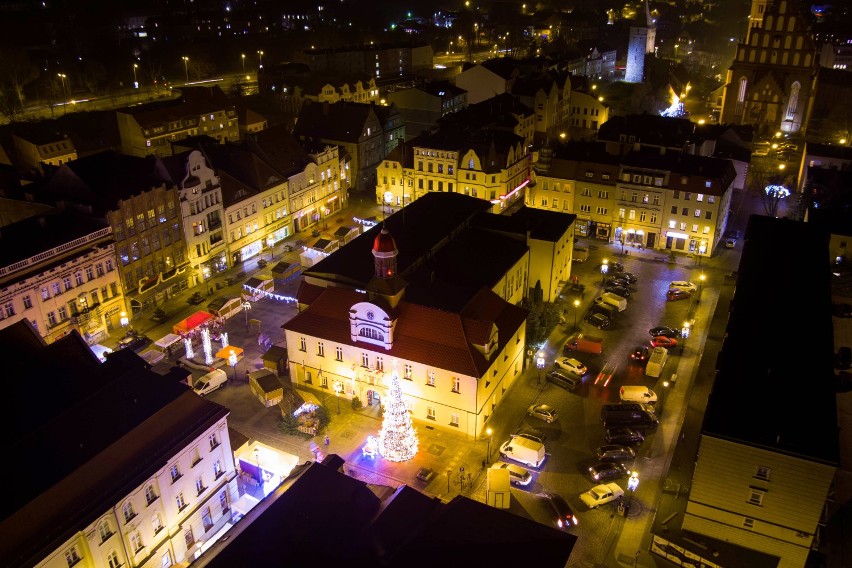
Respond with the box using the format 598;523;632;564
527;404;558;423
554;357;587;376
669;281;698;293
580;482;625;509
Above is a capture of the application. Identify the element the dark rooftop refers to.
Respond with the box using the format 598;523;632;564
0;212;109;271
597;114;696;149
474;205;577;243
704;215;839;465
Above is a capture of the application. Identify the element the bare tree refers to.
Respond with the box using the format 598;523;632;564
0;48;38;117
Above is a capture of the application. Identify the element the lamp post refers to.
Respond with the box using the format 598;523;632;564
182;56;189;82
449;40;453;54
242;300;252;328
697;273;705;304
486;427;493;462
203;267;211;295
334;382;342;414
228;349;238;381
241;53;246;76
536;350;545;385
132;63;138;89
120;311;129;328
601;258;609;284
625;470;639;515
681;321;691;354
254;447;262;488
257;50;264;69
573;299;580;330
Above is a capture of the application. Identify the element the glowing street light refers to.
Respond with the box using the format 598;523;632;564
536;350;545;384
697;273;706;303
601;258;609;283
486;427;493;462
241;53;246;75
242;299;252;328
257;50;264;69
182;56;189;82
132;63;138;88
573;298;580;330
334;382;343;414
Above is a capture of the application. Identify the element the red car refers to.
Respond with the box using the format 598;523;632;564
650;335;678;348
666;289;692;302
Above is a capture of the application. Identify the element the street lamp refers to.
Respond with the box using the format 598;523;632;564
697;273;706;304
449;40;453;54
486;427;493;462
242;300;252;328
120;311;129;328
681;321;691;354
573;299;580;330
536;350;545;384
182;56;189;82
601;258;609;284
132;63;138;89
241;53;246;76
257;50;264;69
625;470;639;515
228;349;238;381
334;382;342;414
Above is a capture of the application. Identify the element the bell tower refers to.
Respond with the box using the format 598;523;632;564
367;224;406;308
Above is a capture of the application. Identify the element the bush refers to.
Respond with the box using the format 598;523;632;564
351;395;363;410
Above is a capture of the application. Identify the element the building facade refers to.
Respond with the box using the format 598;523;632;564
0;215;124;345
720;0;818;135
624;0;656;83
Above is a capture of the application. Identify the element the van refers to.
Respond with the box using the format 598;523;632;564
499;436;546;468
546;369;583;392
600;403;659;431
192;368;228;396
619;385;658;404
590;302;618;321
490;462;533;486
573;246;589;263
596;292;627;312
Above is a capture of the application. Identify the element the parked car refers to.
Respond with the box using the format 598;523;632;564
581;483;625;509
650;336;679;349
513;427;547;444
666;288;692;302
724;237;737;248
541;492;578;528
587;461;629;482
595;444;636;462
528;404;559;423
118;333;151;352
554;357;588;376
604;284;631;298
649;326;680;338
605;427;645;445
490;462;533;486
257;258;268;268
629;346;650;362
618;272;638;284
607;276;633;290
585;312;611;329
669;281;698;293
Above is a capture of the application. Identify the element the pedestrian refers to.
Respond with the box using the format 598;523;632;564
324;435;330;446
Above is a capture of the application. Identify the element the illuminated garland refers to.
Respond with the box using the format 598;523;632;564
241;285;298;303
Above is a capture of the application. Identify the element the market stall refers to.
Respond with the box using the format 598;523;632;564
172;311;213;335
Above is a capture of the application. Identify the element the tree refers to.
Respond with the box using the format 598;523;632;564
378;371;418;462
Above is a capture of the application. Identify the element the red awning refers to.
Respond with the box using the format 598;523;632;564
172;311;213;335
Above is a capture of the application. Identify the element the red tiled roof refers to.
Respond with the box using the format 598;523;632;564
284;286;527;377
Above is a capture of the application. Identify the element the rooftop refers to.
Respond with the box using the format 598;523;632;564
0;212;109;272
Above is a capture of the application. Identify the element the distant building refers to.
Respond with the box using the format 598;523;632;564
297;42;431;79
720;0;817;135
116;86;239;157
624;0;656;83
237;105;268;138
439;93;534;149
386;81;468;141
11;127;77;175
455;60;520;104
565;44;617;79
565;90;609;139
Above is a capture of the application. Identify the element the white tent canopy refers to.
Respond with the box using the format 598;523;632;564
155;333;182;349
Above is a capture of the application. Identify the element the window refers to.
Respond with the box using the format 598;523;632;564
145;484;158;505
209;432;219;450
404;364;412;379
63;277;72;291
58;306;67;320
708;195;715;204
696;194;704;202
176;492;187;510
427;371;435;387
213;459;223;478
682;208;688;215
742;517;755;529
694;209;701;217
469;158;474;169
755;466;771;480
75;272;84;286
65;546;81;566
450;413;459;427
22;295;32;309
747;488;765;506
427;407;436;420
317;342;325;357
376;356;384;371
361;352;369;367
123;501;136;522
692;224;698;233
170;464;181;482
107;550;120;568
299;337;306;351
673;191;680;199
99;520;113;542
152;513;163;533
335;346;343;361
452;377;460;393
161;551;172;568
680;222;687;231
651;213;658;224
670;206;677;214
220;491;230;513
131;531;144;552
41;287;50;300
703;226;710;234
195;476;206;495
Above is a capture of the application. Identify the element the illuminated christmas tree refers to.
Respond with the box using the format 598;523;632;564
378;371;418;462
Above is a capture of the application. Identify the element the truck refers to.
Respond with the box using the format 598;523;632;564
499;436;546;468
595;292;627;312
645;346;669;378
563;333;604;355
600;403;659;431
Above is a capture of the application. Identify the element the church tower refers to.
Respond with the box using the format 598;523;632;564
366;224;406;308
747;0;771;43
719;0;817;135
625;0;656;83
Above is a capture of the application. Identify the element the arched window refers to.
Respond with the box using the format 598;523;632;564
145;484;157;504
123;501;135;523
468;158;474;169
98;520;112;542
107;551;120;568
786;81;800;120
736;77;748;114
359;327;384;341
